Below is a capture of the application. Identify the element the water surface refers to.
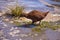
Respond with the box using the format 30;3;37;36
0;0;60;40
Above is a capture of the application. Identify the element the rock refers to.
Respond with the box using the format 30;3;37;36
0;13;2;16
0;10;6;16
20;17;32;24
4;18;9;21
3;23;8;27
14;17;32;25
20;34;28;37
42;12;60;22
0;12;5;16
9;21;14;23
34;33;38;36
10;27;14;31
19;39;22;40
9;29;20;37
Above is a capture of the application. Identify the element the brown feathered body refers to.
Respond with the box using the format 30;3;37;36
21;10;49;24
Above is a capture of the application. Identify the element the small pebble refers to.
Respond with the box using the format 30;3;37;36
40;39;42;40
20;34;28;37
28;33;31;36
3;24;7;27
10;27;14;31
18;20;21;22
3;39;9;40
9;32;15;37
0;13;3;16
16;39;18;40
14;27;18;29
9;32;13;35
5;19;9;21
19;39;22;40
56;29;60;32
13;30;20;33
34;34;38;36
9;21;14;23
24;35;28;37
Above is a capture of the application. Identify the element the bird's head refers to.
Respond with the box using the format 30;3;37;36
43;11;49;16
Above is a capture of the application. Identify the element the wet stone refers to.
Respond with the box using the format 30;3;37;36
4;18;9;22
10;27;15;31
40;39;42;40
34;33;38;36
9;21;14;23
3;24;8;27
3;38;9;40
19;39;22;40
9;29;20;37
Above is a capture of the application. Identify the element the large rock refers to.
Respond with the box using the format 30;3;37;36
42;12;60;22
13;17;32;25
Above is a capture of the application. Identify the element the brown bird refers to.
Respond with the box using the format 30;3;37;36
21;10;49;24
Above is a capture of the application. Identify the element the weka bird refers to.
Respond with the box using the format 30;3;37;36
21;10;49;24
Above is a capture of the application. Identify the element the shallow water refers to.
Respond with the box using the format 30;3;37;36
0;0;60;40
0;0;54;12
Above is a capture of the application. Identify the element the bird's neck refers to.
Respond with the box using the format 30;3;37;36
20;13;28;17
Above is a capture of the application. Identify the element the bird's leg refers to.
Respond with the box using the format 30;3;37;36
39;21;41;25
32;21;34;25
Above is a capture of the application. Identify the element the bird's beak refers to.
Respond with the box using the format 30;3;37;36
46;11;49;13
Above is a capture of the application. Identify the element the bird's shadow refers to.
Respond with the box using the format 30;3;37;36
15;24;36;28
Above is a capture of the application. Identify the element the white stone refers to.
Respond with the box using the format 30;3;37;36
10;27;14;31
5;19;9;21
20;34;28;37
14;27;18;29
11;35;15;37
9;32;14;35
34;34;38;36
16;39;18;40
20;17;32;23
28;33;31;36
24;35;28;37
19;39;22;40
18;20;21;22
9;32;15;37
57;29;60;32
3;24;7;27
3;39;9;40
9;21;14;23
0;13;3;16
40;39;42;40
13;30;20;33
